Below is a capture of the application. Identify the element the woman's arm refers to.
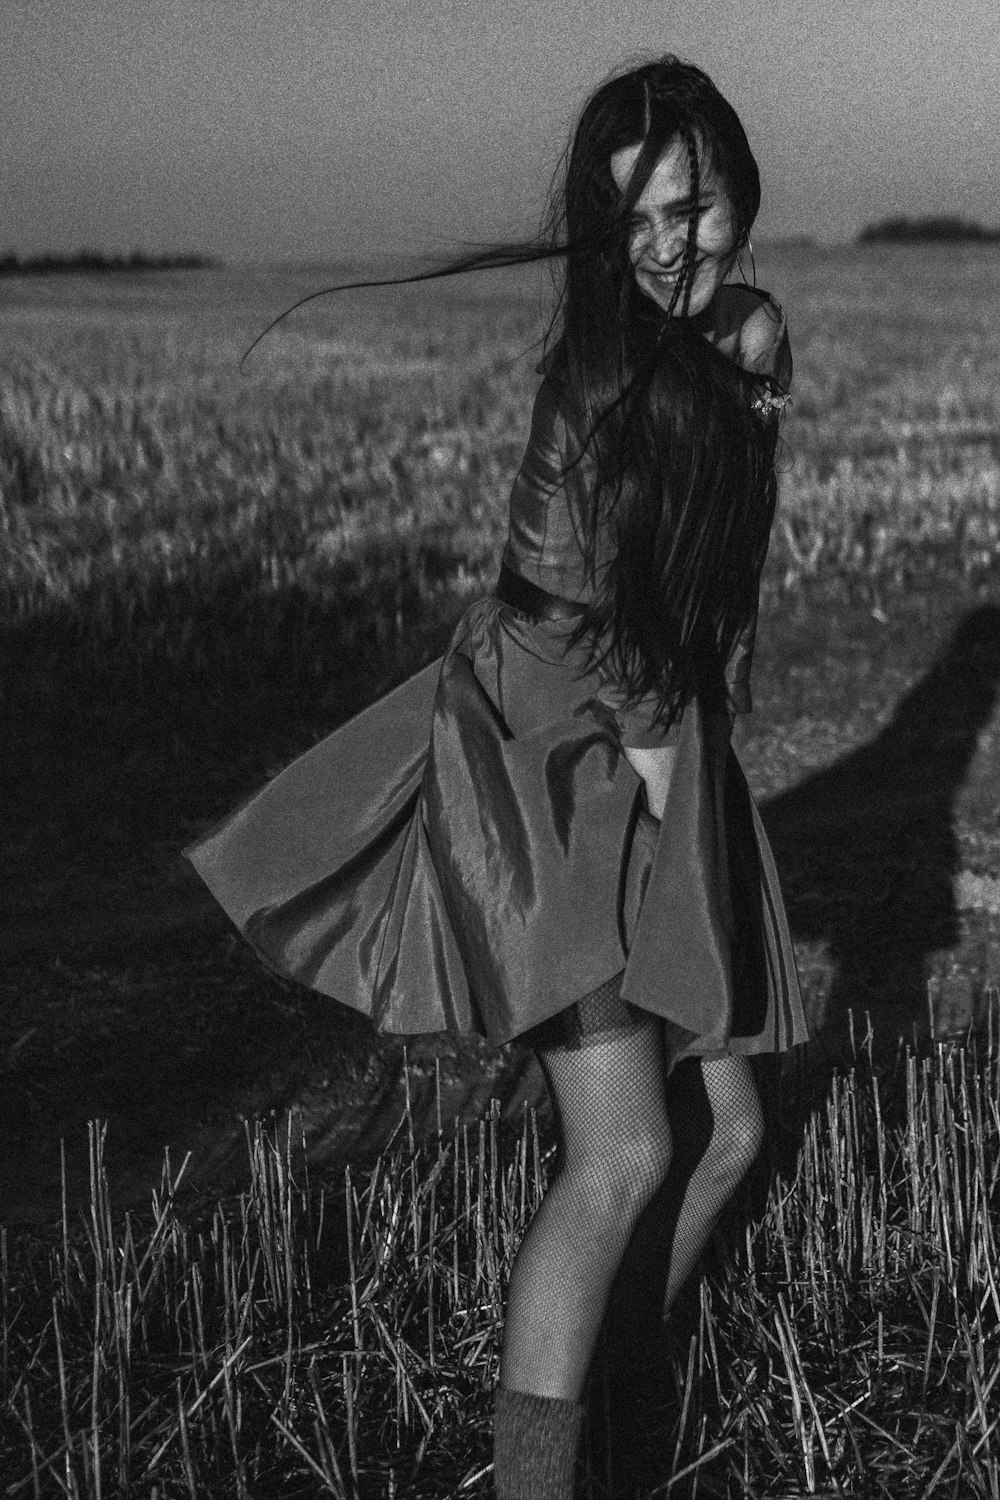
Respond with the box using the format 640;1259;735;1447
739;292;793;390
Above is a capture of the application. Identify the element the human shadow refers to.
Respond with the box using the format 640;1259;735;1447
762;600;1000;1060
592;602;1000;1497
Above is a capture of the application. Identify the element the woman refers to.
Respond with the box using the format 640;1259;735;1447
187;55;808;1498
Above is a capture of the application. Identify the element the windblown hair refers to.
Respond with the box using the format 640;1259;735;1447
547;58;776;728
247;56;780;727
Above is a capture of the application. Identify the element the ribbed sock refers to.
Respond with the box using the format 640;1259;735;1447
493;1386;585;1500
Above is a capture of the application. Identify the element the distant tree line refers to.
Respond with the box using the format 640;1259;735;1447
0;250;221;277
858;216;1000;245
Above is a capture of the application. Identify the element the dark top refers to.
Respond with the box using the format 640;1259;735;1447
500;286;792;746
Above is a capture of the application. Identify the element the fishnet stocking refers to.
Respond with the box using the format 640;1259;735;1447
500;1015;671;1401
500;1027;764;1404
660;1054;764;1316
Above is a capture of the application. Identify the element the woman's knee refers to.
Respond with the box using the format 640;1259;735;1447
626;1126;675;1198
562;1127;674;1220
704;1099;764;1185
692;1057;765;1180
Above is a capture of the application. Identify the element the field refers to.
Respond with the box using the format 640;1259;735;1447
2;244;1000;1493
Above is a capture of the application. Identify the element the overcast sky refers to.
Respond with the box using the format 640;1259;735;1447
4;0;998;264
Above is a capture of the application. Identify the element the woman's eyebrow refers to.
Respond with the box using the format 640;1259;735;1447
631;192;711;217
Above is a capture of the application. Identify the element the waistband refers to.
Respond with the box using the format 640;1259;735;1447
495;563;588;623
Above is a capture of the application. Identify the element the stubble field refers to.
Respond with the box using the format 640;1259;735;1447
2;245;1000;1495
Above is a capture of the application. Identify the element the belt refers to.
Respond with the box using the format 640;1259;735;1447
495;563;588;622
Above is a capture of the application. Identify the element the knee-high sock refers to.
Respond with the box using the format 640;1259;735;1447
493;1387;584;1500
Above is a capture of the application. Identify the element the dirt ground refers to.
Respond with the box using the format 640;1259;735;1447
5;579;1000;1224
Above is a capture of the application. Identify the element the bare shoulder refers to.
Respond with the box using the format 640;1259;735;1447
717;285;792;389
716;286;781;353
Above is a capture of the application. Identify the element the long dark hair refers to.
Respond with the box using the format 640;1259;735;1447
247;57;780;728
547;58;777;729
582;326;779;729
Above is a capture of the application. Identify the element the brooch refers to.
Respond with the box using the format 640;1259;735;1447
751;386;790;419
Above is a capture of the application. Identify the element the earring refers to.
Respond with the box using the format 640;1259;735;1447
737;233;756;287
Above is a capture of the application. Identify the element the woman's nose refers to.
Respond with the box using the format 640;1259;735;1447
648;221;686;267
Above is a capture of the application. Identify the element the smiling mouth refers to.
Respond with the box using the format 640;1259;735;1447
643;269;685;291
640;254;710;283
641;264;690;280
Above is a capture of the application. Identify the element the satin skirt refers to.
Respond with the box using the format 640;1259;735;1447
185;596;809;1064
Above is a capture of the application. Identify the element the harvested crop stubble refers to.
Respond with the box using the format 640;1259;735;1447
2;1031;999;1495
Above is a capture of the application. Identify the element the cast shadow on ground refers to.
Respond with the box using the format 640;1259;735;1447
596;602;1000;1497
0;561;467;1221
765;600;1000;1055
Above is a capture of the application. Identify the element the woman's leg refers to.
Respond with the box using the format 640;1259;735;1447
493;1033;763;1496
493;1016;673;1499
658;1053;764;1317
500;1016;674;1400
594;1052;765;1496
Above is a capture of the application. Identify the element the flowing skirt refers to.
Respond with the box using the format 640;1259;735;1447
186;596;808;1065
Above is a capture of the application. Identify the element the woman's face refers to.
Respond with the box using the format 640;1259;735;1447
610;137;740;319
